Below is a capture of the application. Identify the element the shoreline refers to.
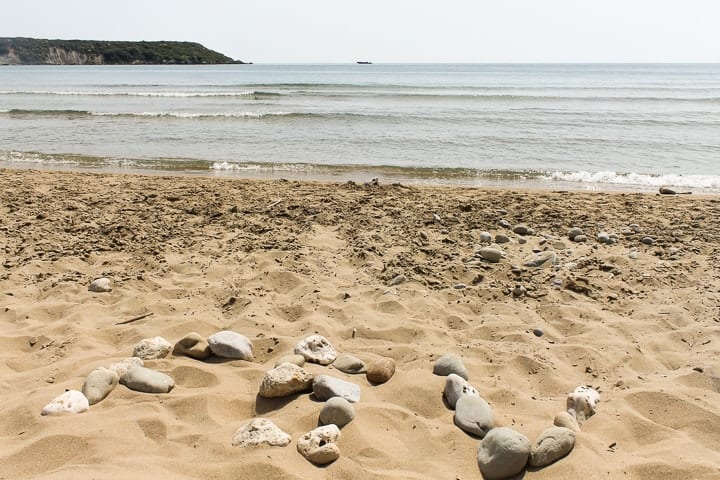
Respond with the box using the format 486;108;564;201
1;168;719;479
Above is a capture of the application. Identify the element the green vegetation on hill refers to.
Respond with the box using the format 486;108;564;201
0;37;246;65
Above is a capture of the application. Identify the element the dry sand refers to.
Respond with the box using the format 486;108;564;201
1;168;719;479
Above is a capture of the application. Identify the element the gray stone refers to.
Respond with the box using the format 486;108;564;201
297;425;341;465
477;247;504;263
443;373;479;409
498;219;512;228
529;426;576;467
553;411;580;432
133;336;172;360
41;390;89;416
567;227;584;240
173;332;211;360
366;357;396;384
572;234;588;243
120;366;175;393
313;375;361;403
88;277;112;293
274;354;306;368
597;231;611;244
232;418;291;447
454;395;494;438
332;354;366;374
495;234;511;244
81;367;119;405
513;224;531;235
479;231;493;243
319;397;356;428
294;334;337;365
641;236;655;245
523;250;558;268
432;354;468;380
208;330;254;360
108;357;143;378
258;363;314;398
477;427;531;480
532;328;544;337
388;274;407;286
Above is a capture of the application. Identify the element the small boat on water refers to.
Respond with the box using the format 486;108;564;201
356;61;372;65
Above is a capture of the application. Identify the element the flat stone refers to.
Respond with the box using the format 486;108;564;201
478;247;504;263
313;375;361;403
297;425;341;465
641;236;655;245
319;397;356;428
566;385;600;423
443;373;479;409
294;334;337;365
366;357;395;384
274;354;306;368
454;395;494;438
477;427;531;480
41;390;89;416
120;366;175;394
332;354;366;374
529;426;576;467
133;336;172;360
553;411;580;432
88;277;112;293
173;332;211;360
81;367;118;405
232;418;291;447
433;354;468;380
523;250;558;268
207;330;254;360
258;363;314;398
108;357;144;378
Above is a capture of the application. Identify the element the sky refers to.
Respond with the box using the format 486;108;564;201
3;0;720;63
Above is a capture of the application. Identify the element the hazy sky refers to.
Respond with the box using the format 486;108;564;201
4;0;719;63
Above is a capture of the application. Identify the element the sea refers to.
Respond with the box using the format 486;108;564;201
1;63;719;192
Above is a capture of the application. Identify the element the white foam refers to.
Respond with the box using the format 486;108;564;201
542;170;720;190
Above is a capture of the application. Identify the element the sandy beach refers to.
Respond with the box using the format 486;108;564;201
1;168;719;479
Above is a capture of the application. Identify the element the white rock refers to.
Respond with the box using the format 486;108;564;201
81;367;119;405
294;334;337;365
313;375;361;403
132;336;172;360
108;357;144;378
88;277;112;293
443;373;479;409
529;426;576;467
232;418;291;447
207;330;254;360
41;390;89;416
297;424;341;465
567;385;600;423
258;363;314;398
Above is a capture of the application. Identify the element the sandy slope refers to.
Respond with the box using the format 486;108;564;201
1;169;719;479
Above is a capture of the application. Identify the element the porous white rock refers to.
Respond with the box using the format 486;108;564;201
258;363;314;398
477;427;531;480
297;424;341;465
81;367;119;405
88;277;112;293
207;330;254;360
132;336;172;360
432;354;468;380
443;373;479;409
454;395;494;438
529;426;576;467
332;354;366;374
232;418;291;447
567;385;600;423
41;390;89;416
319;397;356;428
294;334;337;365
108;357;143;378
313;375;361;403
120;366;175;393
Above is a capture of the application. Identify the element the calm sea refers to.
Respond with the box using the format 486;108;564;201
1;63;719;191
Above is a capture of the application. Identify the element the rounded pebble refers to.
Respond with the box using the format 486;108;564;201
332;354;366;374
553;411;580;432
81;367;119;405
567;227;583;240
454;395;494;438
477;247;504;263
258;363;314;398
443;373;479;409
120;366;175;393
433;354;468;380
173;332;211;360
319;397;356;428
207;330;254;360
477;427;531;480
529;426;576;467
366;357;396;384
313;375;361;403
88;277;112;293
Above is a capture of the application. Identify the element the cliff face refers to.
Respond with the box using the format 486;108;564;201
0;38;243;65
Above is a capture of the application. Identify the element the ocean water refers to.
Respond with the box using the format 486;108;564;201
1;63;719;191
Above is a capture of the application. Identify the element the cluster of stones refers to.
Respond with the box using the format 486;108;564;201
40;320;255;415
231;334;396;466
433;354;601;480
